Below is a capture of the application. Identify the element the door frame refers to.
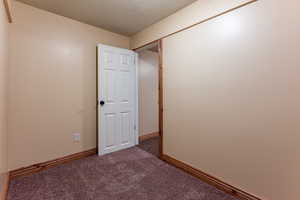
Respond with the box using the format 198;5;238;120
97;44;139;155
133;39;164;158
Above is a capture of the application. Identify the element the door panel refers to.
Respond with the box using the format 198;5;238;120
120;53;132;70
104;70;117;104
120;72;131;103
104;51;116;68
104;113;117;149
120;111;131;145
98;44;138;155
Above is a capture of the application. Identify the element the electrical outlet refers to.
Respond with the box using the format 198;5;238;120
73;133;81;142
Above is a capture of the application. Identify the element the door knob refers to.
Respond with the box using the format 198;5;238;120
100;100;105;106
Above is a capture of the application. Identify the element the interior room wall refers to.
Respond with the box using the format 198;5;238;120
0;0;9;196
138;50;159;136
130;0;254;49
162;0;299;200
8;1;130;170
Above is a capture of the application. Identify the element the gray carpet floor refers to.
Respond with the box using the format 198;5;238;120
8;147;237;200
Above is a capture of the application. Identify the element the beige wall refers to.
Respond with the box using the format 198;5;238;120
138;50;159;136
0;0;9;197
8;1;130;170
163;0;299;200
130;0;253;49
5;1;299;199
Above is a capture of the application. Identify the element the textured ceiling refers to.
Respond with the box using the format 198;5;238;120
17;0;197;36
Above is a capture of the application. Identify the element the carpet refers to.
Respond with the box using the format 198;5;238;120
8;147;237;200
138;136;160;157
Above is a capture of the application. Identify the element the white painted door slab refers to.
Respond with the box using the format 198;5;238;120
98;44;138;155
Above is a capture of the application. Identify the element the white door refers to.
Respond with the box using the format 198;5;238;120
98;44;138;155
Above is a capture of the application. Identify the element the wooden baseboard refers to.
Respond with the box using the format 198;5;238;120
10;148;97;179
3;0;12;23
139;132;160;142
161;154;262;200
0;173;9;200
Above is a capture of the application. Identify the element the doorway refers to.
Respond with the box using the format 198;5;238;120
97;41;163;158
135;41;163;158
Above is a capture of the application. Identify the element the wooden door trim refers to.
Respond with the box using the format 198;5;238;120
132;0;257;51
134;39;163;158
158;39;163;158
0;173;9;200
3;0;12;23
